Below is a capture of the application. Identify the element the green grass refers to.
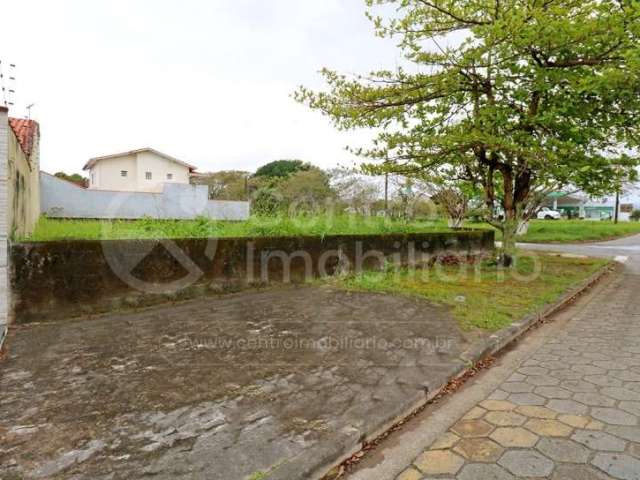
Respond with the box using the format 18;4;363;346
336;253;608;331
515;220;640;243
482;219;640;244
24;216;640;244
23;215;455;241
247;472;268;480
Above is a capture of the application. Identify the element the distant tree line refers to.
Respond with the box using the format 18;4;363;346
54;171;88;188
191;159;441;219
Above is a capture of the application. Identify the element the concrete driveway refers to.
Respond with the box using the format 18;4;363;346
0;286;477;480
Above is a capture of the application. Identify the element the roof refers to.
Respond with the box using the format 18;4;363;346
83;148;197;172
9;117;39;157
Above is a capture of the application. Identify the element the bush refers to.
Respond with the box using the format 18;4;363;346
251;187;285;216
630;210;640;221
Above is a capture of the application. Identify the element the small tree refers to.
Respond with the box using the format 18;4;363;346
432;188;468;229
251;187;284;216
329;168;383;215
191;170;249;200
296;1;640;265
387;175;437;219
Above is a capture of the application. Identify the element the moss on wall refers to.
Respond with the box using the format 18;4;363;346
11;231;495;323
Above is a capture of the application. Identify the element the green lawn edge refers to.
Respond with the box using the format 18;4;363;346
330;253;609;332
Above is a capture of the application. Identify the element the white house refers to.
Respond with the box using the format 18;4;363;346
83;148;197;192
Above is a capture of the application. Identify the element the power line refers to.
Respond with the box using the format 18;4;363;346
0;60;17;108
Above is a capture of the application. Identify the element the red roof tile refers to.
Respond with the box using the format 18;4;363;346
8;117;39;157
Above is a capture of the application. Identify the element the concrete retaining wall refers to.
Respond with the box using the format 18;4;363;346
40;171;250;220
11;230;494;323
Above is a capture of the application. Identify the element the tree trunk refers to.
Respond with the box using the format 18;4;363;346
448;217;465;229
516;220;529;236
499;218;518;267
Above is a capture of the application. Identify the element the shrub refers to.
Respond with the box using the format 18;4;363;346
630;210;640;221
251;187;285;216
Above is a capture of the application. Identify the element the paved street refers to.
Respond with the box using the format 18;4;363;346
367;234;640;480
519;234;640;274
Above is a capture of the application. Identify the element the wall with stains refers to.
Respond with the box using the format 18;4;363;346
0;107;9;342
6;119;40;239
10;230;495;323
41;171;249;221
0;108;40;340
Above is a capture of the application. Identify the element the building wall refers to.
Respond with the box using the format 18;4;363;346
135;150;190;192
88;154;137;191
0;107;9;343
0;109;41;343
42;171;250;220
6;123;40;238
88;151;190;192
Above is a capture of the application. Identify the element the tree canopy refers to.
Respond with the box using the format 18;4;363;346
251;165;335;215
296;0;640;262
191;170;249;200
54;171;88;188
254;159;311;178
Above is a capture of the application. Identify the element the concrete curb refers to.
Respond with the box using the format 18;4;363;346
315;260;615;480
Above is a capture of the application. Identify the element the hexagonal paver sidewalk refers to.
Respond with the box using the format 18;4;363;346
396;271;640;480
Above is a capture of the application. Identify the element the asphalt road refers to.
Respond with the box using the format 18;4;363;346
518;233;640;273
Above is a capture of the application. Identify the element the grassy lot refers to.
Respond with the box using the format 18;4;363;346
335;253;608;331
23;215;455;241
23;216;640;243
489;219;640;244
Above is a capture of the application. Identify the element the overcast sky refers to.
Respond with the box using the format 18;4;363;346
0;0;408;175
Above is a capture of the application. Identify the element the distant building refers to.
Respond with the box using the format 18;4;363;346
545;190;640;221
83;148;197;192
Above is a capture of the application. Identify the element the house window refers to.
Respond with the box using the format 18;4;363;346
166;173;173;180
120;170;128;177
145;172;152;180
91;173;95;185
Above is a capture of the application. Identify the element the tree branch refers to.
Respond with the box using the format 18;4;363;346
416;0;491;26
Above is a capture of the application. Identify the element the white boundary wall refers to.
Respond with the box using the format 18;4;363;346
0;107;9;345
41;172;250;221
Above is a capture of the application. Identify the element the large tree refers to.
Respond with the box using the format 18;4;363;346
296;0;640;264
279;168;335;213
254;159;311;179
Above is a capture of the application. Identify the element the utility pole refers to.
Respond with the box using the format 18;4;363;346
614;164;621;224
384;173;389;216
